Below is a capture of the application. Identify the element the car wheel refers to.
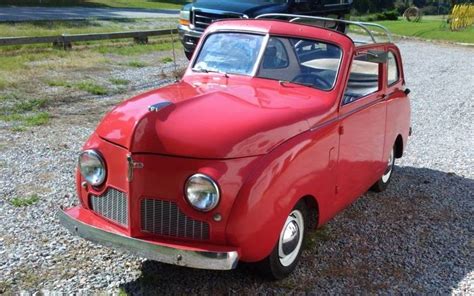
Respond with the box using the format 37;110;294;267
257;201;307;280
185;50;194;60
370;146;395;192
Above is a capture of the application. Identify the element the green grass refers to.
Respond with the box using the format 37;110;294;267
0;96;47;114
378;19;474;44
96;39;179;55
0;0;188;10
48;80;109;95
23;112;50;126
76;81;108;95
109;78;129;85
161;56;173;63
0;94;51;128
304;226;331;250
0;19;178;38
10;194;40;207
127;60;147;68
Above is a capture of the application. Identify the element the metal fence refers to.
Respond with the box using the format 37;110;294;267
0;28;178;49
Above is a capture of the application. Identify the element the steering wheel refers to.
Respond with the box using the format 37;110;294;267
292;73;332;90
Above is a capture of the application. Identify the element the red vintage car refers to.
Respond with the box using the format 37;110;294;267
60;14;411;279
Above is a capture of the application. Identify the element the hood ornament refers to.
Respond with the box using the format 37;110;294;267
148;101;173;112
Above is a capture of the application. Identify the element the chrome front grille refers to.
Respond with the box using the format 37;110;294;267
90;188;128;227
141;198;210;240
192;10;244;30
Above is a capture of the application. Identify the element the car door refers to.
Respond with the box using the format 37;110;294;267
334;46;388;210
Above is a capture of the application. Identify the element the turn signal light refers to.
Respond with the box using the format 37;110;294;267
179;19;190;26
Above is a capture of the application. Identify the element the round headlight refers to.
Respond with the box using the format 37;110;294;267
78;150;106;186
185;174;220;212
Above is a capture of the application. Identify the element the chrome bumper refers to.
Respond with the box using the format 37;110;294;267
58;208;239;270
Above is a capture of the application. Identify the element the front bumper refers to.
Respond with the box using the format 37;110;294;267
178;24;203;53
59;206;239;270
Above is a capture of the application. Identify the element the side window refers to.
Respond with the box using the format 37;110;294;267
343;53;381;105
387;51;399;85
262;38;289;69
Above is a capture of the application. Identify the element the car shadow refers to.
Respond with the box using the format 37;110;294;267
119;166;473;294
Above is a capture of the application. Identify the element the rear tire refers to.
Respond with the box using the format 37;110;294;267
257;201;307;280
371;146;395;192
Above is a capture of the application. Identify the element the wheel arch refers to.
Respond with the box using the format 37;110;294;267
394;134;404;158
301;195;319;230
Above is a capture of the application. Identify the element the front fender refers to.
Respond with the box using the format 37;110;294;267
225;124;339;262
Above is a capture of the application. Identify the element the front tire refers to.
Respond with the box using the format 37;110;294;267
257;201;307;280
184;50;194;60
371;146;395;192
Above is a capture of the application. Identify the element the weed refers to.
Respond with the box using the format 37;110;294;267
161;56;174;64
10;194;40;207
47;80;72;88
0;79;6;90
11;126;27;132
76;81;108;95
0;281;11;294
109;78;129;85
24;112;50;126
127;61;147;68
14;98;48;113
96;40;180;56
304;225;331;250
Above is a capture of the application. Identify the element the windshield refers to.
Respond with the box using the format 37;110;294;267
193;33;264;76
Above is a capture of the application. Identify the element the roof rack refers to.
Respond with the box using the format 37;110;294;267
255;13;393;44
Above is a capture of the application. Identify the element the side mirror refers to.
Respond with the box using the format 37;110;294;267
366;50;388;63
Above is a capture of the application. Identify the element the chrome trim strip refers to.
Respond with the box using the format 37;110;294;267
58;208;239;270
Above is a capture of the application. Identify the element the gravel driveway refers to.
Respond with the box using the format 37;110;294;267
0;39;473;294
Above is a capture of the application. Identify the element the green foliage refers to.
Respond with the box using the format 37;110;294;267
364;9;400;21
109;78;129;85
76;81;108;95
354;0;453;15
379;19;474;43
10;194;40;207
161;56;174;64
23;112;50;126
127;60;147;68
48;80;108;94
304;226;331;250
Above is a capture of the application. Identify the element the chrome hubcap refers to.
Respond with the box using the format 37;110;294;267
382;149;394;183
278;210;304;267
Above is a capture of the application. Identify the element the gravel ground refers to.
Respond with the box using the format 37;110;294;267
0;39;473;295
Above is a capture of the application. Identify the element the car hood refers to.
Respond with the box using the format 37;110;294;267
192;0;288;16
96;76;332;159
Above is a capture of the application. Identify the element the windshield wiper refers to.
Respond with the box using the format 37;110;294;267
193;68;229;77
279;80;314;88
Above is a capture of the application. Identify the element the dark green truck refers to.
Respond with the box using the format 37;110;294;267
178;0;353;59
